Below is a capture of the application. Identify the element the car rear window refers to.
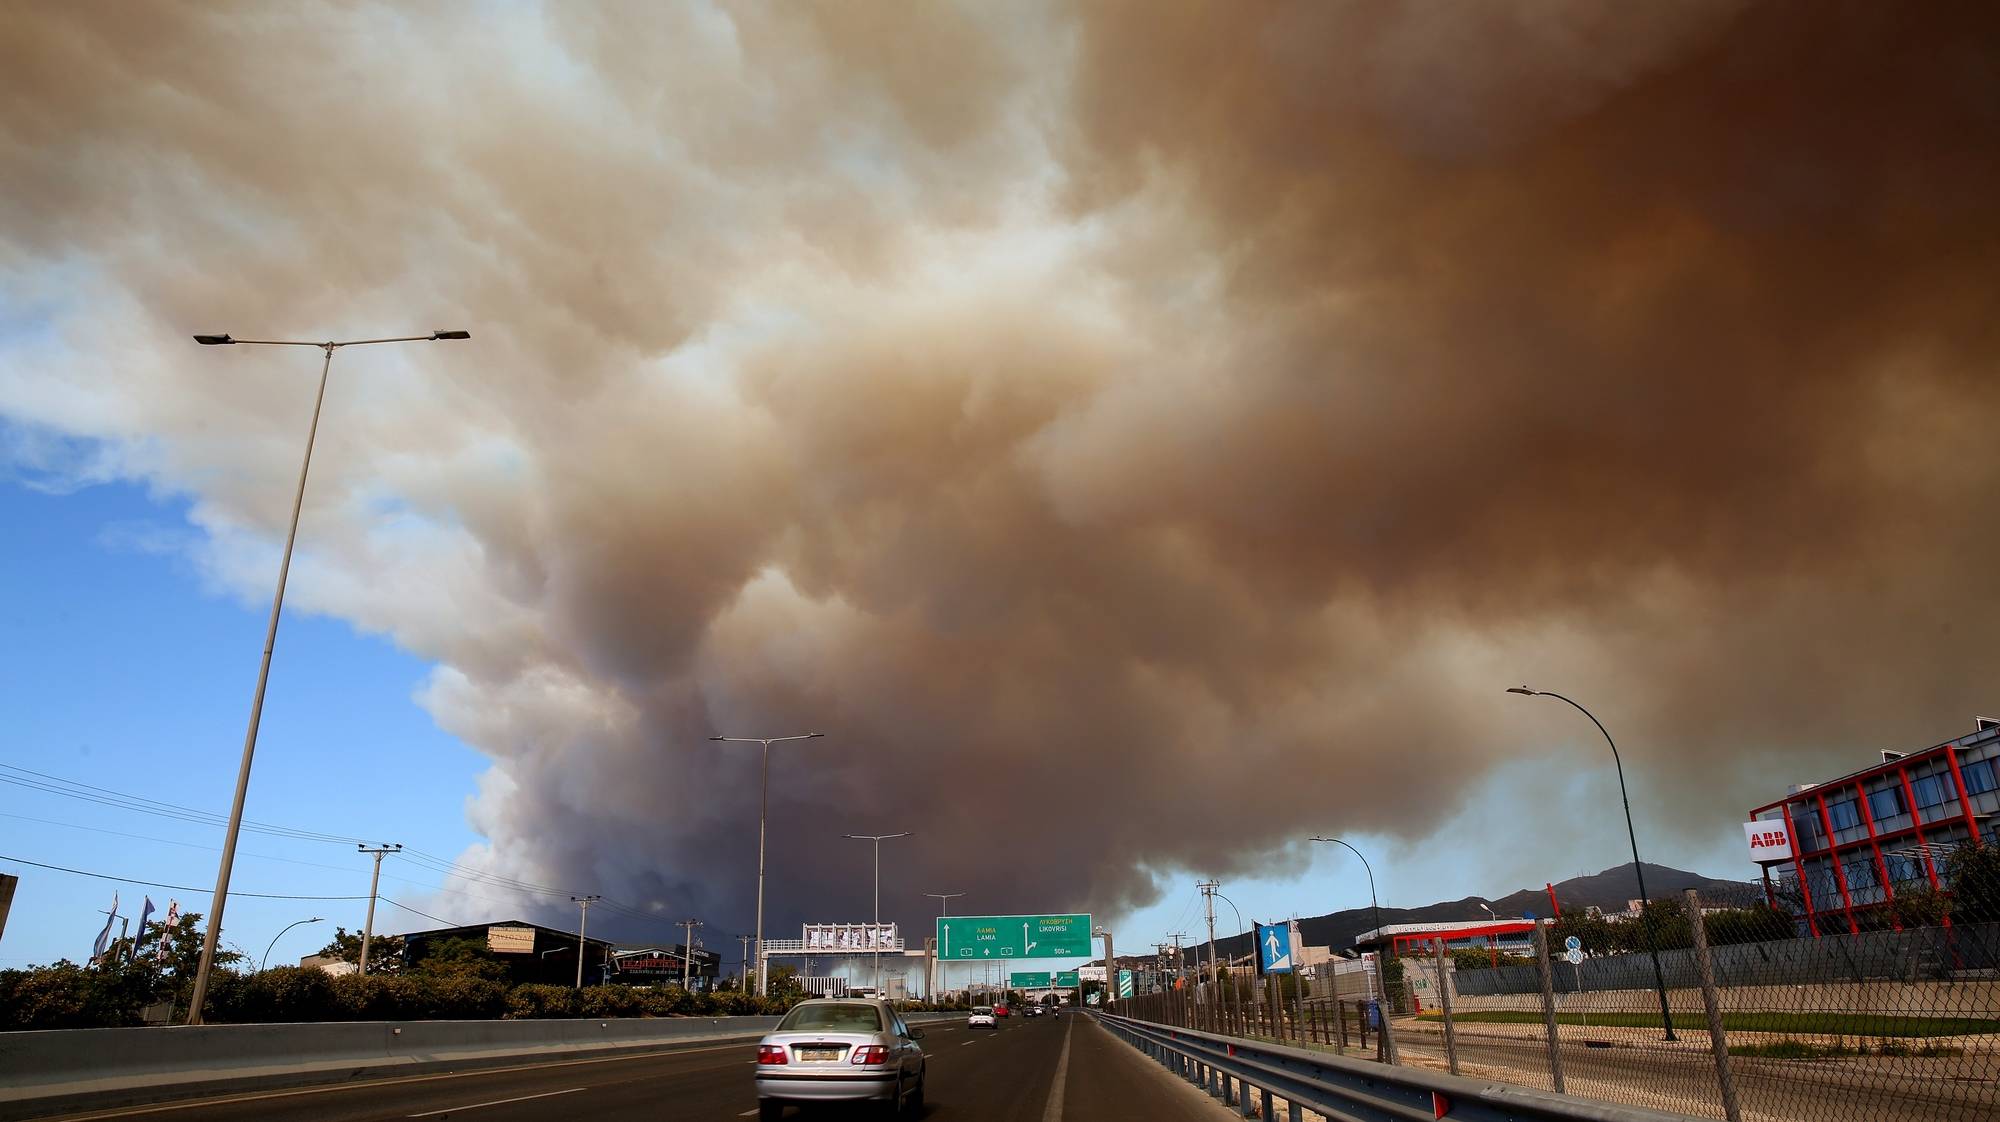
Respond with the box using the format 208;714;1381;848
778;1003;885;1032
973;1007;993;1014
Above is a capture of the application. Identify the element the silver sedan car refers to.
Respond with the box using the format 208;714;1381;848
754;998;927;1119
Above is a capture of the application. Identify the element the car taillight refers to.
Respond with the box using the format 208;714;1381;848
757;1045;788;1065
850;1045;889;1065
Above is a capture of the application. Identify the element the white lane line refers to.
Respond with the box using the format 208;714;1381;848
51;1040;756;1120
738;1111;760;1117
960;1040;979;1046
406;1087;587;1117
1041;1016;1073;1122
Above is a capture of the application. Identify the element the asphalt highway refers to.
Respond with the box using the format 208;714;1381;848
39;1013;1232;1122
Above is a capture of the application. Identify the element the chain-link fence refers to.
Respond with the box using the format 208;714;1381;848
1116;840;2000;1121
1397;842;2000;1121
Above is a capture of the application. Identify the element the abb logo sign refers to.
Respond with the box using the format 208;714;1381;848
1744;820;1795;860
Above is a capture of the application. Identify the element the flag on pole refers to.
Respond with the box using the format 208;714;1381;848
156;900;181;963
91;892;120;963
130;897;157;963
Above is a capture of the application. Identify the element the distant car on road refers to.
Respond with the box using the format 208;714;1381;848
1023;1004;1043;1018
754;999;926;1120
967;1005;996;1029
993;1003;1010;1018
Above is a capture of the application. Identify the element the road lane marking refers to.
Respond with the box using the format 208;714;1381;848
1041;1017;1072;1122
44;1041;756;1120
406;1086;586;1117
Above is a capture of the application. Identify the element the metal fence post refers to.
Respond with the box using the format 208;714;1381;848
1532;918;1566;1094
1431;938;1460;1075
1684;889;1742;1122
1380;967;1399;1065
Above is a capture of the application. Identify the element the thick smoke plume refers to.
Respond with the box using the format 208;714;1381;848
4;2;1998;941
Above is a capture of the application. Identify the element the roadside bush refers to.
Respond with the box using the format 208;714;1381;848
0;960;158;1029
506;984;581;1019
224;966;338;1023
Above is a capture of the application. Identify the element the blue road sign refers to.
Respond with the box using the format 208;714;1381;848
1256;922;1294;974
1564;935;1582;953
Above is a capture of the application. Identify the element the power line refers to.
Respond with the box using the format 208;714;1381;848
379;897;459;928
0;763;364;844
0;853;371;901
0;763;745;945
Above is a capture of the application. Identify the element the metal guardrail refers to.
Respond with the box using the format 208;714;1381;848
1093;1011;1705;1122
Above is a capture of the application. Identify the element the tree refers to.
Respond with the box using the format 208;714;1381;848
1945;841;2000;923
315;927;405;973
411;936;506;981
1702;904;1793;946
1889;885;1953;929
1549;911;1618;956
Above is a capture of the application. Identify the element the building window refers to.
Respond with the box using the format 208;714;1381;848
1912;773;1956;809
1844;858;1878;889
1962;759;1997;796
1886;854;1922;885
1868;787;1905;820
1826;799;1861;831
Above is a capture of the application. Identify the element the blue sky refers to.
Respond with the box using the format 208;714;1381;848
0;473;490;969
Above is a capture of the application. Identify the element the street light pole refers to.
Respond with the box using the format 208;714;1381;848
183;329;468;1024
711;733;824;996
1304;836;1384;1000
258;916;324;974
844;832;910;993
1508;686;1676;1041
924;892;963;1001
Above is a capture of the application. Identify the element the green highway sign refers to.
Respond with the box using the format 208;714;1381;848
1117;969;1134;998
1010;971;1052;987
1055;971;1079;987
937;913;1092;960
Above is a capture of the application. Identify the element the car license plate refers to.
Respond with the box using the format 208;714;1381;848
799;1048;842;1061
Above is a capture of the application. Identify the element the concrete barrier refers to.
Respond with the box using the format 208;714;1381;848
0;1012;962;1120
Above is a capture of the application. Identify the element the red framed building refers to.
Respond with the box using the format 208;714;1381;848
1748;718;2000;936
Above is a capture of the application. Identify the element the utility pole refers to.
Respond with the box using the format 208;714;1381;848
356;844;402;976
681;919;704;991
1198;882;1221;1032
1168;933;1187;1025
571;896;600;990
738;934;752;990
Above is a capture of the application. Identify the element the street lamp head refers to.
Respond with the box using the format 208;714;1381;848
430;330;471;340
708;735;726;741
807;732;826;738
1506;686;1539;696
192;334;235;345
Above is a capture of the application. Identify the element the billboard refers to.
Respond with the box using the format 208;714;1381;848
1744;820;1794;862
488;926;536;954
803;923;899;951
